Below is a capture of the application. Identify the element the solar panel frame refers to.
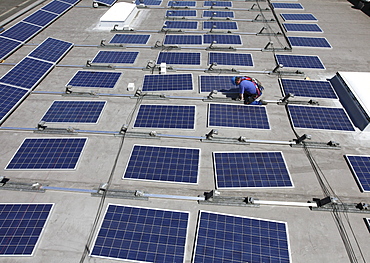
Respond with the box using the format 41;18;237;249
283;23;323;33
0;37;22;61
203;21;238;30
135;0;163;5
287;36;331;48
163;21;198;29
275;54;325;69
5;137;88;170
280;78;338;99
0;203;54;256
123;144;200;184
0;57;54;89
344;155;370;192
109;34;150;44
91;204;189;262
0;84;29;124
199;75;238;93
163;35;202;45
94;0;117;6
287;105;355;131
193;210;291;263
165;10;197;17
22;10;59;27
203;10;234;18
204;1;232;7
142;73;193;91
41;100;106;123
168;1;196;7
134;104;196;129
0;21;42;42
41;0;73;15
208;103;270;129
157;52;201;65
91;51;139;64
66;71;122;89
203;34;242;45
272;2;304;9
280;13;318;21
28;37;74;63
209;52;253;66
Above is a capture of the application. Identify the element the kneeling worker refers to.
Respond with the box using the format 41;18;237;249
231;76;266;105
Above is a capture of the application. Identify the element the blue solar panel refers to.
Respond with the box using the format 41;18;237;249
23;10;58;27
91;51;139;64
0;84;28;123
134;104;195;129
0;22;42;42
163;21;198;29
0;57;53;89
209;52;253;66
283;23;323;32
0;37;22;60
0;203;53;256
345;155;370;192
67;71;121;88
135;0;162;5
203;21;238;30
204;1;232;7
6;138;87;170
280;79;337;99
109;34;150;44
168;1;196;7
157;52;201;65
204;34;241;44
203;11;234;17
164;35;202;45
124;145;200;183
199;75;238;92
213;151;293;188
288;37;331;48
95;0;117;6
142;74;193;91
288;105;355;131
28;37;73;63
41;100;106;123
165;10;196;17
280;13;317;21
272;3;304;9
59;0;81;4
41;0;73;14
194;211;291;262
91;205;189;262
275;54;325;69
209;103;269;129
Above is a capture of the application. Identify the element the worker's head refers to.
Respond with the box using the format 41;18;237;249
231;76;241;85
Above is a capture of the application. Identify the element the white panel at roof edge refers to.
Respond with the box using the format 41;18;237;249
98;2;138;30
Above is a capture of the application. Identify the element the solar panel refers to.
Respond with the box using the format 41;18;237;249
109;34;150;44
163;21;198;29
203;21;238;30
6;137;87;170
345;155;370;192
28;37;73;63
142;74;193;91
165;10;196;17
66;71;121;88
203;11;234;18
288;105;355;131
272;2;304;9
134;104;195;129
199;75;238;92
168;1;196;7
123;145;200;183
275;54;325;69
208;103;269;129
280;13;317;21
0;22;42;42
193;211;291;262
0;84;28;123
163;35;202;45
91;51;139;64
203;34;241;45
23;10;58;27
280;79;337;99
135;0;162;5
365;218;370;232
0;57;54;89
283;23;323;32
94;0;117;6
209;52;253;66
0;203;53;256
59;0;81;4
288;36;331;48
157;52;201;65
0;37;22;60
204;1;232;7
41;100;106;123
91;204;189;262
41;0;73;14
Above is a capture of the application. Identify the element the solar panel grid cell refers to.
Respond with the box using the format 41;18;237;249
288;37;331;48
163;21;198;29
280;79;337;99
0;84;28;122
0;22;42;42
135;0;162;5
283;23;323;32
203;21;238;30
91;51;139;64
109;34;150;44
142;74;193;91
204;1;232;7
272;3;304;9
0;37;22;60
275;54;325;69
280;13;317;21
95;0;117;6
203;11;234;17
23;10;58;27
199;75;238;92
203;34;241;44
164;35;202;45
59;0;81;4
28;38;73;63
209;52;253;66
165;10;196;16
67;71;121;88
157;52;201;65
41;0;73;14
345;155;370;192
168;1;196;7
